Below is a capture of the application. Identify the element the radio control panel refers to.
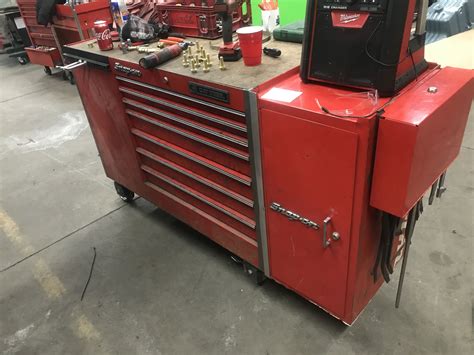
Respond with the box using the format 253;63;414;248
318;0;388;12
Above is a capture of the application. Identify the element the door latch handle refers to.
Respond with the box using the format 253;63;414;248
323;217;341;249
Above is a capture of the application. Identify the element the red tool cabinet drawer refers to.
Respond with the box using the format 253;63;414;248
370;67;474;217
25;46;61;67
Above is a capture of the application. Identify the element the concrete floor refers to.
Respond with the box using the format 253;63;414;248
0;55;472;355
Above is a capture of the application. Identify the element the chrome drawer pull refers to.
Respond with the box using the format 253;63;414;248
116;76;245;117
127;110;249;161
123;98;248;148
119;86;247;132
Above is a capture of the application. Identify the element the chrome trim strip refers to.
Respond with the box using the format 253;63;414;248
123;98;248;148
132;130;251;186
127;109;250;161
115;76;246;117
119;86;247;133
138;148;254;208
245;90;270;277
142;166;256;229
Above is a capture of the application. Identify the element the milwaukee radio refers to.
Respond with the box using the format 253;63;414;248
301;0;430;96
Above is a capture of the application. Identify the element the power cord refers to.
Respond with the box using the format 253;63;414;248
365;20;411;67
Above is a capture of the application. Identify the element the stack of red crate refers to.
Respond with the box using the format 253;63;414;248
155;0;252;39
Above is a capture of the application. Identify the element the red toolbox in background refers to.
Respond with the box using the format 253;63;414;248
16;0;62;73
15;0;112;75
53;0;112;42
156;0;251;39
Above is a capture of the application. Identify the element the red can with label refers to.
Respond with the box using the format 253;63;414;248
94;20;113;51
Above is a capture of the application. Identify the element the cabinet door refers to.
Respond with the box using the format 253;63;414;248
260;109;358;318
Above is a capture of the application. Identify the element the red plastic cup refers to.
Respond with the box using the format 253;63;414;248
237;26;264;66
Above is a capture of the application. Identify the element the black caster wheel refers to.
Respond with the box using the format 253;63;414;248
114;182;135;203
44;66;52;75
231;255;266;286
243;263;266;286
17;56;28;65
62;71;68;80
67;71;75;85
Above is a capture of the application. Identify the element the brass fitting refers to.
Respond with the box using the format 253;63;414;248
183;54;189;68
191;59;198;74
219;56;226;71
203;60;210;73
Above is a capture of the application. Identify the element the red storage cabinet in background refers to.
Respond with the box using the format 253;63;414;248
53;0;113;44
15;0;112;75
16;0;62;72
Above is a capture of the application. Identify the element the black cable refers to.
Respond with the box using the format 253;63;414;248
373;213;385;282
409;47;418;81
385;215;400;275
365;20;410;68
380;214;391;283
81;247;97;301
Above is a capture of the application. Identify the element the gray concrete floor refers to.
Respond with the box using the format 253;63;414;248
0;55;472;355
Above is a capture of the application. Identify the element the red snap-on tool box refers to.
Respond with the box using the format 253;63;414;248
62;34;473;324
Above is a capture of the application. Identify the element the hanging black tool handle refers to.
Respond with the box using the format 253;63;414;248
216;0;240;45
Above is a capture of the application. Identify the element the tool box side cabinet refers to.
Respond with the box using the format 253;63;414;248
256;66;473;325
257;79;382;324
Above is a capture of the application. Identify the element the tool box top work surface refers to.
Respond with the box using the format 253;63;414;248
64;38;302;91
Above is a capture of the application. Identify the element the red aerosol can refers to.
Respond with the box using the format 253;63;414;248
94;20;113;51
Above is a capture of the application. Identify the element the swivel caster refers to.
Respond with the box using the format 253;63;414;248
67;71;75;85
114;182;135;203
44;66;52;75
231;255;266;286
17;56;28;65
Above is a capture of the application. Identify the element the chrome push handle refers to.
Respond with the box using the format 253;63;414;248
56;60;86;71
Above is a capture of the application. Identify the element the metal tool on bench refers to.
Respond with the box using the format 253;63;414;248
139;42;190;69
263;47;281;58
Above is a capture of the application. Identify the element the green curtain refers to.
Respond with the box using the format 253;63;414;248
250;0;307;26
